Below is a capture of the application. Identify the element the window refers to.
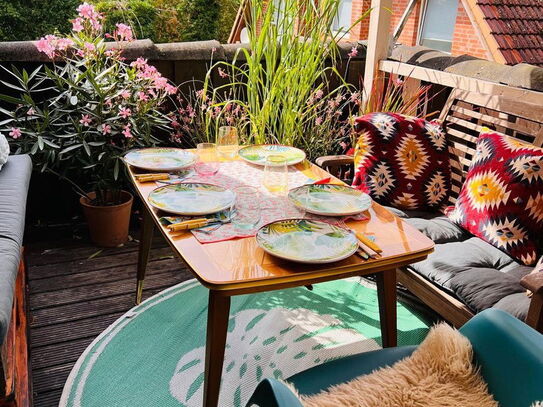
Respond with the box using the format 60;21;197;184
332;0;352;35
419;0;458;53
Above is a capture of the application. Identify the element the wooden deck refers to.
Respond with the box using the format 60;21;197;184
26;236;190;406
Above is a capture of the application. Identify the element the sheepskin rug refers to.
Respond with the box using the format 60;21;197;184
301;323;498;407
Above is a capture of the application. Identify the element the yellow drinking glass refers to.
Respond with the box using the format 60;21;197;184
262;155;288;195
217;126;239;160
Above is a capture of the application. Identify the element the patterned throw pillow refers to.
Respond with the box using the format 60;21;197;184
0;133;9;171
352;112;451;211
447;131;543;265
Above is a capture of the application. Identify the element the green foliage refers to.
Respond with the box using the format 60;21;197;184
0;0;78;41
178;0;220;42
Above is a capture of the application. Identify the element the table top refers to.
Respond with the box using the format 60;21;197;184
128;153;434;294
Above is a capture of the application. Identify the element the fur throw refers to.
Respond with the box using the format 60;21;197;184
300;323;497;407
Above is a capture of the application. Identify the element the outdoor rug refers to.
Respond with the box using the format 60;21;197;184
60;277;432;407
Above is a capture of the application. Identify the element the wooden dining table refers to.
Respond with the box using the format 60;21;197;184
127;153;434;407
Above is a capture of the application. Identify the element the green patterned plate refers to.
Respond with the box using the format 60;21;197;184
238;145;306;166
125;148;196;171
288;184;372;216
256;219;358;264
148;183;235;216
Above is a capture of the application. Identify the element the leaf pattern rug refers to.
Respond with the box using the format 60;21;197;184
60;278;431;407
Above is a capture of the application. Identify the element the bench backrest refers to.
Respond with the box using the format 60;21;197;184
440;89;543;205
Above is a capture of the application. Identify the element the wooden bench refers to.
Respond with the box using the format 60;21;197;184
317;88;543;333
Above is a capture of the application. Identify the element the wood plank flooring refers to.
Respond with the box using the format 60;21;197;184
26;236;191;407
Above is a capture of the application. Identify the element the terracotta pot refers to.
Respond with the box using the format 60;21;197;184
80;190;133;247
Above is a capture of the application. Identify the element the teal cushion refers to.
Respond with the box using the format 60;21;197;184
287;346;416;396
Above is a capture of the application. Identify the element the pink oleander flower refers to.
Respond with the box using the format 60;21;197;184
120;90;131;99
36;35;58;58
114;23;134;42
119;107;131;118
122;124;132;138
131;57;148;70
104;99;113;108
56;38;74;51
138;91;148;102
348;46;358;58
218;67;228;78
153;76;168;90
27;108;35;115
164;84;177;95
9;127;21;139
101;124;111;135
80;114;92;126
77;2;96;19
72;17;84;32
84;42;96;54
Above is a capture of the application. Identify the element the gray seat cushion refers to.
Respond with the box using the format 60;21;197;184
387;206;532;321
0;155;32;344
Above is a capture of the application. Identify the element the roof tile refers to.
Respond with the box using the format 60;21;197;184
476;0;543;66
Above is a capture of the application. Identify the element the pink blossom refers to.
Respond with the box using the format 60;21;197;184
56;38;74;51
77;2;97;19
153;76;168;90
27;108;36;115
114;23;134;41
211;47;217;53
35;35;58;58
350;91;360;103
130;57;148;70
120;90;131;99
218;67;228;78
119;107;132;118
164;84;177;95
72;17;84;32
84;42;96;53
315;117;323;126
171;119;180;128
101;124;112;135
80;114;92;126
314;89;324;99
348;46;358;58
122;124;132;138
9;127;21;139
138;91;148;102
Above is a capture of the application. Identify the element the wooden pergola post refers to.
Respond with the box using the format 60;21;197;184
363;0;393;103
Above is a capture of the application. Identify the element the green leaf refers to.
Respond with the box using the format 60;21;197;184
60;144;83;154
0;93;24;105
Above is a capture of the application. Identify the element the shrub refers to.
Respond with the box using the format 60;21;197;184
179;0;220;42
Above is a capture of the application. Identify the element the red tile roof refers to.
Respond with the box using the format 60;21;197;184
477;0;543;66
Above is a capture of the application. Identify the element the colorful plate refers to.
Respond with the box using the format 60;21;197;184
288;184;372;216
125;148;196;171
238;145;306;166
148;183;235;216
256;219;358;264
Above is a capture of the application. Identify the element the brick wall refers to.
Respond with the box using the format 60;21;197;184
351;0;489;60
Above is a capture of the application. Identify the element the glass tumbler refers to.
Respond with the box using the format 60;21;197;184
262;155;288;195
217;126;239;160
194;143;220;176
231;186;261;230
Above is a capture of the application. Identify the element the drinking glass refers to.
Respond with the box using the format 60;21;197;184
217;126;239;159
194;143;220;176
262;155;288;195
231;186;261;230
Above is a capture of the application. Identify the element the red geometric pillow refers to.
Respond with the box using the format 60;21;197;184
352;112;451;211
446;131;543;265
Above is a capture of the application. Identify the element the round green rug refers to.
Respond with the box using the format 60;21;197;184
60;277;431;407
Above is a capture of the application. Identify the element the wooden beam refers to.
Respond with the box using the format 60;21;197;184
363;0;393;104
228;0;249;44
392;0;419;43
379;60;543;105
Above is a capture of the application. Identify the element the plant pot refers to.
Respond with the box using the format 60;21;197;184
80;190;134;247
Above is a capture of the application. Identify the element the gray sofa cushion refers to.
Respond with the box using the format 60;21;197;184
387;206;532;321
0;155;32;344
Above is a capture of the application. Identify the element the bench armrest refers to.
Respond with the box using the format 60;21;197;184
246;378;303;407
521;272;543;333
315;155;354;168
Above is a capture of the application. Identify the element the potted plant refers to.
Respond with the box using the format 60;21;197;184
0;3;176;247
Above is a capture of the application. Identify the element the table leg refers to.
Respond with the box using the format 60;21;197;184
135;207;154;305
203;290;231;407
375;268;397;348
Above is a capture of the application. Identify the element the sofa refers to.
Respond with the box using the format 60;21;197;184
0;154;32;401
